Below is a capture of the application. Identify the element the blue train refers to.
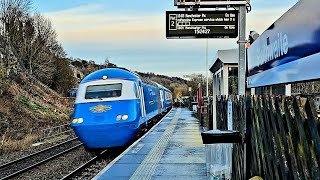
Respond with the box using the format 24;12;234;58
71;68;173;149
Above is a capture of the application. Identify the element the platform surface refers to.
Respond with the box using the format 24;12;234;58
93;108;207;180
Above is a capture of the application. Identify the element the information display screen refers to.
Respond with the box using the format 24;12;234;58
166;11;238;39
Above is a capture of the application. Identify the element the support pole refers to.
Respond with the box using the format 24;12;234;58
285;84;292;96
238;6;246;95
206;39;209;97
238;5;247;180
212;75;216;129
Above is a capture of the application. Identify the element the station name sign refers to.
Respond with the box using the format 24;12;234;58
166;10;238;39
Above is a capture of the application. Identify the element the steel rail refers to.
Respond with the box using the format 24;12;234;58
0;143;83;180
60;149;108;180
0;137;78;169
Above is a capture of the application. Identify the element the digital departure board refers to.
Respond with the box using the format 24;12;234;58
166;11;238;39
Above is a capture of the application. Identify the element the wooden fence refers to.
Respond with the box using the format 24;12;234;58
214;95;320;179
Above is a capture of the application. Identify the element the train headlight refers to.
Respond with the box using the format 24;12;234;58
78;118;83;123
116;115;122;121
72;118;83;124
122;115;128;120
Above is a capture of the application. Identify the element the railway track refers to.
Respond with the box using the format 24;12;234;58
0;138;82;180
0;111;171;179
61;112;169;179
61;149;112;180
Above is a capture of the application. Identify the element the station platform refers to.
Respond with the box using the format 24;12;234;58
93;108;207;180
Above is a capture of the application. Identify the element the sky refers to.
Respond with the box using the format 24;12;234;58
32;0;298;78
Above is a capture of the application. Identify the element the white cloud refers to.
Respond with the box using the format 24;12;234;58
46;4;164;43
247;7;292;34
46;4;293;48
42;3;295;77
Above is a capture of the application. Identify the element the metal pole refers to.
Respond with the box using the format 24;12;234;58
212;74;216;129
238;5;247;179
206;39;209;97
238;6;246;95
285;84;292;96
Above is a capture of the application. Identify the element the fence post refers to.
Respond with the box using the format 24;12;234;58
245;95;252;179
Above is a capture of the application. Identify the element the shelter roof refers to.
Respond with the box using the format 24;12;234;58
209;49;238;73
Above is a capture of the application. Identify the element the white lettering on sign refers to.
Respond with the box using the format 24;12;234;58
185;14;202;18
251;33;289;68
194;28;211;34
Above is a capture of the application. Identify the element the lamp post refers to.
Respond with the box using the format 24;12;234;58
206;38;209;97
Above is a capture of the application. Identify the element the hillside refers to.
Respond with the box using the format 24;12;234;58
0;75;73;154
136;71;190;98
0;0;191;155
0;55;191;155
68;58;191;98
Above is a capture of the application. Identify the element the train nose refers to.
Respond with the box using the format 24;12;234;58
72;122;137;149
71;99;140;149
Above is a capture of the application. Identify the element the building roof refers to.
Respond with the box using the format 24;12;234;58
209;49;238;73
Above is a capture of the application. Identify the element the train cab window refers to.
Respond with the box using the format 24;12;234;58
85;83;122;99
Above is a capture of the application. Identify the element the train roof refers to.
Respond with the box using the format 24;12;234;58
155;82;171;92
80;68;139;84
79;68;172;92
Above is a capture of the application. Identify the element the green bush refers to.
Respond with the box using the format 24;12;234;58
18;96;30;107
18;95;52;115
51;58;77;95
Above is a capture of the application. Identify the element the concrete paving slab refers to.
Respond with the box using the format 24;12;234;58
164;146;205;155
152;163;207;176
94;108;207;180
152;175;207;180
159;154;205;163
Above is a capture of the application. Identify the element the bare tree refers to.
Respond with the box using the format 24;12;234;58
0;0;32;76
0;0;66;84
27;14;64;83
104;57;109;67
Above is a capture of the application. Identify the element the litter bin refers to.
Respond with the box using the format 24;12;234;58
192;102;197;112
201;130;242;180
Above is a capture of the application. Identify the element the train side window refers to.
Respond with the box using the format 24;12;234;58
134;83;140;98
149;88;154;103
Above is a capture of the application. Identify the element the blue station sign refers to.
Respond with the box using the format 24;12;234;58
247;0;320;88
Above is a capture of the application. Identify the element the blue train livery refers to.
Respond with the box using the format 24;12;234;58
71;68;172;149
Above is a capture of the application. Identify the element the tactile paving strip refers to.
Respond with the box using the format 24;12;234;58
129;108;182;180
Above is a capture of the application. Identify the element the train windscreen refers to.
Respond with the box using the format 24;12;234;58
85;83;122;99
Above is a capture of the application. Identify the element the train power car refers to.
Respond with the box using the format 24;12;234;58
71;68;172;149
